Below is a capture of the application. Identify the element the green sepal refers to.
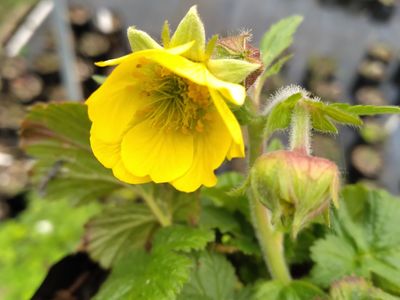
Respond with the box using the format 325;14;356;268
127;26;162;52
170;5;205;61
161;20;171;48
207;58;260;83
204;34;218;60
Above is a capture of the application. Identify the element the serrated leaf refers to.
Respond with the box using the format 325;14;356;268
264;92;302;135
330;103;400;116
95;225;212;300
262;54;292;79
85;202;158;268
330;276;398;300
177;251;237;300
311;184;400;295
152;225;214;253
200;205;260;255
254;280;327;300
94;249;193;300
20;103;123;204
260;15;303;67
305;100;363;127
201;172;250;219
309;109;338;133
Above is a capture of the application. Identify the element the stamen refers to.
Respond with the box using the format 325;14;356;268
137;66;212;133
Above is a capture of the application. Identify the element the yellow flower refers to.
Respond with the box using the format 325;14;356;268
86;6;260;192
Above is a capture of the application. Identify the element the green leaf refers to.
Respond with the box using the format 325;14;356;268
20;103;123;204
254;280;327;300
305;100;363;127
262;54;293;79
152;225;214;253
264;92;302;135
95;225;213;300
201;172;250;219
311;184;400;295
309;108;338;133
95;249;192;300
207;58;260;83
170;5;205;61
0;195;99;300
200;205;260;255
260;15;303;67
330;276;398;300
330;103;400;116
85;202;158;268
177;251;237;300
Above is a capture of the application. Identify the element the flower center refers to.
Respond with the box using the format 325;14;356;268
138;65;212;134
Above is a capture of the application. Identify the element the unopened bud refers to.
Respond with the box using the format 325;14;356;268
215;32;263;88
251;150;339;237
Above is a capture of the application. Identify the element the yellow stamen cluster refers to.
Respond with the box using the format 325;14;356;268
137;64;211;134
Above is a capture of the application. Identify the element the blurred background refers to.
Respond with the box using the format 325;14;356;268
1;0;400;299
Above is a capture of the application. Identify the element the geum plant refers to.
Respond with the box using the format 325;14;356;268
20;6;400;300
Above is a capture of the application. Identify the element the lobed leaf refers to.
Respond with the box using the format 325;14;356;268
254;280;327;300
177;252;237;300
20;103;123;204
260;15;303;68
94;225;214;300
311;184;400;296
85;202;158;268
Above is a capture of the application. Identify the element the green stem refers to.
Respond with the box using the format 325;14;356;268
139;187;172;227
290;103;311;155
248;122;292;283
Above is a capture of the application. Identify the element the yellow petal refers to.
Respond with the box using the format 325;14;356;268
87;83;144;143
209;89;244;148
133;49;246;105
227;140;245;160
113;160;151;184
90;135;120;168
90;135;149;184
172;110;231;192
95;42;195;67
121;121;194;183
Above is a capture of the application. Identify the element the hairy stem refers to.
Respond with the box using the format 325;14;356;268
138;187;172;227
289;103;311;155
247;113;291;284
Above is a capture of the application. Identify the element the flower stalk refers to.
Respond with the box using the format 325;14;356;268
290;103;311;155
247;108;292;283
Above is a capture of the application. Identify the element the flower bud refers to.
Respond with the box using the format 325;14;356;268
215;32;263;88
250;150;339;237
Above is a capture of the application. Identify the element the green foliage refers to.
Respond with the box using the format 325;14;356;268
311;185;400;296
20;103;124;204
330;103;400;116
264;94;400;137
304;99;363;133
254;280;327;300
86;201;158;268
264;92;302;135
262;54;293;79
201;172;250;219
177;251;237;300
0;195;99;300
95;225;214;300
200;172;259;255
260;15;303;68
152;225;214;253
330;276;398;300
